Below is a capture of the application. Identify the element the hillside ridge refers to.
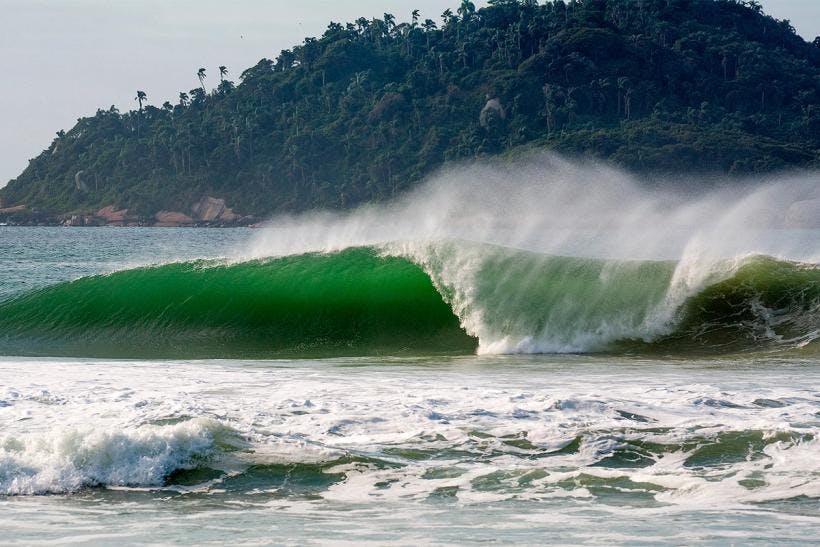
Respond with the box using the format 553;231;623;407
1;0;818;226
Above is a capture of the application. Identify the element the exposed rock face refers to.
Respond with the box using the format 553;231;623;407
191;196;239;223
95;206;130;223
480;98;506;128
61;214;98;227
784;199;820;228
0;205;26;215
155;211;195;227
219;207;238;222
74;170;88;192
191;197;226;221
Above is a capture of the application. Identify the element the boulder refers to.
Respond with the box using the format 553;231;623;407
155;211;194;227
220;207;239;222
191;196;227;222
95;205;130;224
480;97;506;128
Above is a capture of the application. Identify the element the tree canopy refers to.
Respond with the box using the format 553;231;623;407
2;0;818;224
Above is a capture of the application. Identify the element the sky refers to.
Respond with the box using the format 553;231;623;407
0;0;817;188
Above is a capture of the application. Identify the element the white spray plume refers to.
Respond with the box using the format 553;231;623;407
246;153;819;263
244;153;820;353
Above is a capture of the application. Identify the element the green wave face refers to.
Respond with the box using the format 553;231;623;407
0;244;817;358
0;248;477;358
659;256;820;353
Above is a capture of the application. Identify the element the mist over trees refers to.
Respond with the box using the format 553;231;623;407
2;0;818;222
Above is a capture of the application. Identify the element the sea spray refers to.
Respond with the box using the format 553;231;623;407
0;419;241;495
0;154;817;358
246;154;820;262
242;154;820;354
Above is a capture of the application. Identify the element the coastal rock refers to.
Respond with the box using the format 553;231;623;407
220;207;238;222
60;214;98;227
190;196;239;224
0;204;26;215
155;211;194;227
191;196;226;222
95;206;130;224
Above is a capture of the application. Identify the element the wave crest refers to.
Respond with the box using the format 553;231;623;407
0;419;241;495
0;242;817;358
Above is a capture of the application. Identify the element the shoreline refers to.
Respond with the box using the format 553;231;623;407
0;221;260;228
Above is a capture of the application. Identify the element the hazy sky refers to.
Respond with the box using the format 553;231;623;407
1;0;817;187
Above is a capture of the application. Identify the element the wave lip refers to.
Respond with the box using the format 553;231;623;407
0;419;240;495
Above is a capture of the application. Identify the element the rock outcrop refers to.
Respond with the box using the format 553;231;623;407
74;170;88;192
154;211;195;227
190;196;239;224
479;97;506;129
95;206;134;225
0;204;26;215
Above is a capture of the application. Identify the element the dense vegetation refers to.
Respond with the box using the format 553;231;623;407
2;0;818;223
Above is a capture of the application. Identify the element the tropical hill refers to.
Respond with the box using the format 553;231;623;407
1;0;818;225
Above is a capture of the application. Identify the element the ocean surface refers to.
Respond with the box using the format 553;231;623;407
0;184;819;545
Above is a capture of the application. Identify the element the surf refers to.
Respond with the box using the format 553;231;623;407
0;242;817;358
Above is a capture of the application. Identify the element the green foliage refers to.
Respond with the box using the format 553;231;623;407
2;0;818;222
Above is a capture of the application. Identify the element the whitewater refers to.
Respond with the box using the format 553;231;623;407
0;155;818;543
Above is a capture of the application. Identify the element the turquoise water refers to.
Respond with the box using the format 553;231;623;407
0;226;819;544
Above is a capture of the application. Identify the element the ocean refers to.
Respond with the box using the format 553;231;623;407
0;164;819;544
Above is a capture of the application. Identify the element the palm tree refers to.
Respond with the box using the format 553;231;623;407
457;1;476;21
178;92;189;107
411;9;420;28
197;68;207;90
135;90;147;111
383;13;395;35
423;19;437;50
219;65;228;82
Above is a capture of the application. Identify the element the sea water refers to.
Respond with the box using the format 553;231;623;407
0;226;818;544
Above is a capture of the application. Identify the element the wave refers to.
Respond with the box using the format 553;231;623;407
4;422;817;502
0;419;243;495
0;242;817;358
0;247;475;358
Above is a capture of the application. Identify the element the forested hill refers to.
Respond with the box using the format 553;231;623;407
2;0;819;225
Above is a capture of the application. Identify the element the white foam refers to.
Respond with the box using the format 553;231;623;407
0;418;239;495
1;357;818;508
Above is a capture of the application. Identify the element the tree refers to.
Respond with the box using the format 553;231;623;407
134;90;147;111
458;1;476;21
423;19;437;49
197;68;207;90
3;0;818;223
383;13;396;34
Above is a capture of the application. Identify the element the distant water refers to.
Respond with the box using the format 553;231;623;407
0;226;819;544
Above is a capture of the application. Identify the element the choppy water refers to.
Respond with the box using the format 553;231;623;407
1;226;819;545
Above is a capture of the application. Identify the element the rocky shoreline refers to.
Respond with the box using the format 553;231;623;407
0;196;258;227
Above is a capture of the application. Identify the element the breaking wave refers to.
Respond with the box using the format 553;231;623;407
0;242;816;358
